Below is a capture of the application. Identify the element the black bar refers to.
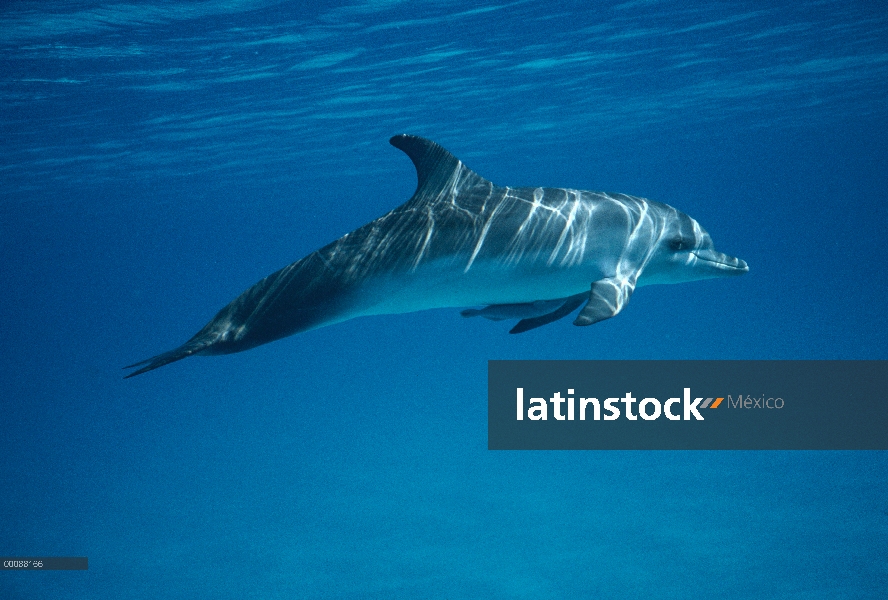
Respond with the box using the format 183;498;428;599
1;557;87;570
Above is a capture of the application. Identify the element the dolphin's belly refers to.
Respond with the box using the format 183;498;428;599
346;258;605;318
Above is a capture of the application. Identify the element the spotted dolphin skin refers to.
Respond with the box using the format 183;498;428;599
125;134;748;377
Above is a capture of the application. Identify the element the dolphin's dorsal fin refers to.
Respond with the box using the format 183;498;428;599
390;134;489;200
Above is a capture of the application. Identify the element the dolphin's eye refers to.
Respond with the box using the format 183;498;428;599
669;237;685;251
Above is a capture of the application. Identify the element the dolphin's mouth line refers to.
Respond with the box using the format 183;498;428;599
691;251;749;272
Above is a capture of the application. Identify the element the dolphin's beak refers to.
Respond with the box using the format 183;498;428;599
692;249;749;275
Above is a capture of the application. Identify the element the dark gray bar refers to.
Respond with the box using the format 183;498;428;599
489;360;888;450
1;557;87;570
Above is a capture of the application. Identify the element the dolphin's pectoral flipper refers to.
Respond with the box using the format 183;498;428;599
460;294;586;331
573;277;637;327
510;294;587;334
460;307;508;321
461;298;568;322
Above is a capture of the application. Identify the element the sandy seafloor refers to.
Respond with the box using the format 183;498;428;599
1;1;886;598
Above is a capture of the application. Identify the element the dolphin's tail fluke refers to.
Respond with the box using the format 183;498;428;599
123;335;216;378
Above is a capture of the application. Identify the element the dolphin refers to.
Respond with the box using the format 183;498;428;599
125;134;748;377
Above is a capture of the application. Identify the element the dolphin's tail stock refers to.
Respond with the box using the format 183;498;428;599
123;331;218;378
123;253;332;379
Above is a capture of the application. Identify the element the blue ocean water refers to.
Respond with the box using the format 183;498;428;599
2;0;887;597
